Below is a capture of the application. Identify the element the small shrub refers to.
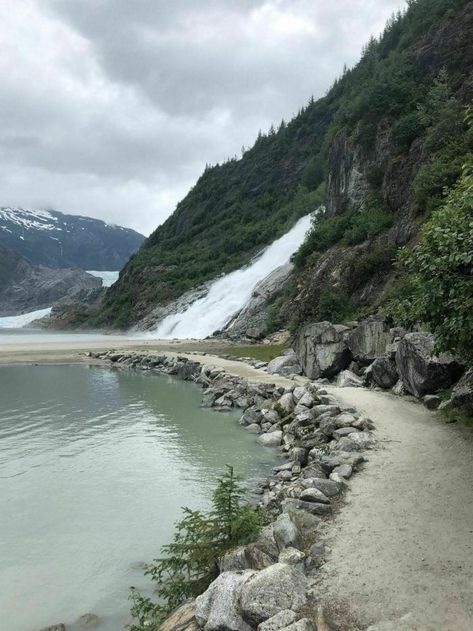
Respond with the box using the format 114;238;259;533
128;467;264;630
392;110;425;152
350;245;397;289
318;285;356;323
342;194;394;246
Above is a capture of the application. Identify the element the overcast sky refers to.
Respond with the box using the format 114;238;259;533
0;0;405;235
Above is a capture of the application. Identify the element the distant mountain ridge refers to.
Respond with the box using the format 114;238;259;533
0;207;145;270
0;244;102;316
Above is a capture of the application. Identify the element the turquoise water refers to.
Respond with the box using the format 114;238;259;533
0;365;276;631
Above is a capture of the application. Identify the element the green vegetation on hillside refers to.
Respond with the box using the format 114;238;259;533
96;0;472;329
386;108;473;360
128;467;263;630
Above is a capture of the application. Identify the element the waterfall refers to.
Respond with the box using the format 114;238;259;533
152;214;311;339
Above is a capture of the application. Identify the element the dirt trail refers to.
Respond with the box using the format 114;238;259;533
316;387;473;631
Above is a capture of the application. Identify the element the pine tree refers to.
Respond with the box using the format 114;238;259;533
128;467;264;630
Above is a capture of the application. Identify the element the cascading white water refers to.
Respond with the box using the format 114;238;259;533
153;214;312;339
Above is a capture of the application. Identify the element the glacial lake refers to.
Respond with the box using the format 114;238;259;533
0;364;278;631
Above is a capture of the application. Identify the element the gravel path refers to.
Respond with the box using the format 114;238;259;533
316;387;473;631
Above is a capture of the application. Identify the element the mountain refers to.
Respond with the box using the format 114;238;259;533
0;207;145;270
0;245;102;316
65;0;473;332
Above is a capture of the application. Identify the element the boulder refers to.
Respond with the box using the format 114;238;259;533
281;507;320;547
258;431;283;447
299;487;330;504
159;602;199;631
282;498;331;516
220;544;275;572
293;321;351;379
272;513;301;551
279;620;315;631
334;432;375;451
451;368;473;409
336;370;364;388
371;357;399;389
267;352;302;377
239;563;307;626
332;464;353;479
333;426;360;439
195;571;254;631
245;423;261;433
76;614;101;629
395;332;464;397
305;477;341;497
278;547;305;566
239;406;262;426
277;393;295;414
423;394;442;410
347;316;392;365
257;610;297;631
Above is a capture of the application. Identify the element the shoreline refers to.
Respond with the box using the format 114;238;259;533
5;341;472;630
90;349;376;631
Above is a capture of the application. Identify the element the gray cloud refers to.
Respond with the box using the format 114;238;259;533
0;0;404;235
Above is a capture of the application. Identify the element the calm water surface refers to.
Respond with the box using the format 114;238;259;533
0;365;277;631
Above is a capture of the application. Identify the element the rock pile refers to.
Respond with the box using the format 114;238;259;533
289;316;467;411
91;349;377;631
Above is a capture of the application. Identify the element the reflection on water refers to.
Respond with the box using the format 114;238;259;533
0;365;277;631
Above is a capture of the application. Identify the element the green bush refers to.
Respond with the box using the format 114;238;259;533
342;195;394;245
128;467;264;630
392;110;426;152
317;284;357;323
350;245;397;289
387;118;473;360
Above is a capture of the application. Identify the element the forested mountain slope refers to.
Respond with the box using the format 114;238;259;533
93;0;473;330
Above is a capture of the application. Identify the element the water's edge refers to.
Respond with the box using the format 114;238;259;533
90;349;376;631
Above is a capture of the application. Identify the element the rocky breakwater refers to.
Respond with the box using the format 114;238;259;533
291;316;468;412
90;349;377;631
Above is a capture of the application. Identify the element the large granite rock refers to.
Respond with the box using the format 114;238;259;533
451;368;473;409
395;332;464;397
347;316;392;365
159;602;199;631
267;351;302;377
371;357;399;389
195;571;254;631
294;321;351;379
239;563;307;626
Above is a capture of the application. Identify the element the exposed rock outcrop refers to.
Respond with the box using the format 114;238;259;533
225;264;294;340
0;245;101;316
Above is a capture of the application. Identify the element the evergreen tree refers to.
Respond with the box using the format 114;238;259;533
128;467;264;631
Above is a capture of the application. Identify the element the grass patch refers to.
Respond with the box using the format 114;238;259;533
221;343;288;362
443;405;473;427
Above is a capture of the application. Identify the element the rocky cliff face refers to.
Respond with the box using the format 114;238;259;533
0;207;144;270
277;3;473;328
0;245;101;316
